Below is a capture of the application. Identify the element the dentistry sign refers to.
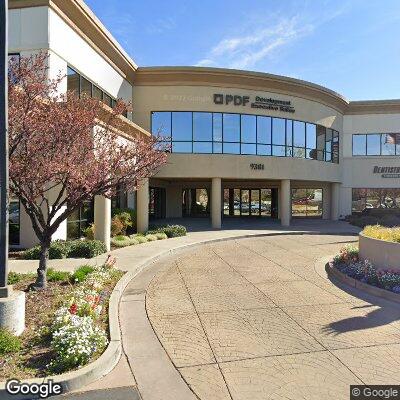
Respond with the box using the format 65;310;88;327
373;166;400;178
213;93;295;113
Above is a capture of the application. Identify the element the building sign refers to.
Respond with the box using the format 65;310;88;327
250;163;264;170
214;93;295;113
373;166;400;178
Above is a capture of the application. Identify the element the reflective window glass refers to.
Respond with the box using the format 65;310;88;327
317;125;326;153
293;121;305;147
193;113;212;141
293;147;306;158
286;120;293;146
223;143;240;154
103;93;113;107
306;123;316;149
193;142;212;153
172;142;192;153
213;113;223;141
396;134;400;155
92;85;103;100
152;112;171;136
367;134;381;155
172;112;192;141
272;145;285;156
325;129;333;154
382;134;396;155
67;67;80;97
223;114;240;142
272;118;285;145
213;142;222;153
325;152;332;162
241;143;256;155
241;115;256;143
352;134;366;155
257;144;271;156
80;76;92;97
257;116;272;144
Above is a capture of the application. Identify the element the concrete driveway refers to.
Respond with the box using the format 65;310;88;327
143;234;400;400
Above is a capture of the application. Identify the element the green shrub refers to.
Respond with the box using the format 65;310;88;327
111;216;124;237
155;232;168;240
110;235;136;248
7;271;21;285
48;240;70;259
0;329;21;355
70;265;95;283
160;225;187;238
347;215;380;228
83;223;95;240
131;234;148;244
112;208;136;232
145;234;158;242
46;268;71;283
23;246;41;260
67;240;107;258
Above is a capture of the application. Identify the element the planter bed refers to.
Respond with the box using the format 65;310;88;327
0;260;124;381
328;244;400;303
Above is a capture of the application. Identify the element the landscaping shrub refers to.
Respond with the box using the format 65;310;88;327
113;211;132;235
112;208;136;233
22;246;41;260
110;235;138;248
83;224;95;240
145;234;158;242
46;268;71;283
363;225;400;243
67;240;107;258
155;232;168;240
7;271;21;285
149;224;187;238
48;240;70;259
70;265;95;283
0;329;22;355
346;215;380;228
111;216;124;237
131;234;148;244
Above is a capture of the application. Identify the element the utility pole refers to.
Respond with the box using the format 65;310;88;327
0;0;9;296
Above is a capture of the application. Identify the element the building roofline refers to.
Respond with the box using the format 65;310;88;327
135;66;400;115
9;0;138;82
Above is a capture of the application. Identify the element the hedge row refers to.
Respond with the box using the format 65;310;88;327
23;240;107;260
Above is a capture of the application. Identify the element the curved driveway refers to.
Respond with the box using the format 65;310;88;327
145;234;400;400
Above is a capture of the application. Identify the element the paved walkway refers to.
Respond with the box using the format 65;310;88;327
138;234;400;400
10;220;359;273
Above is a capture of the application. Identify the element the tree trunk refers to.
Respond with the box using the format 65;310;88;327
33;237;51;290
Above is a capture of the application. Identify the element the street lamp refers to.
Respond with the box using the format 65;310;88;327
0;0;9;296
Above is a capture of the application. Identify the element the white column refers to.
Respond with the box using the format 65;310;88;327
211;178;222;229
94;195;111;251
331;182;340;221
137;178;149;233
280;179;291;227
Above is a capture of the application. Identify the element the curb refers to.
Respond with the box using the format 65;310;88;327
0;271;134;400
325;262;400;304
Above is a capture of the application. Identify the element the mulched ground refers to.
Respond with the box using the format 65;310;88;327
0;272;122;380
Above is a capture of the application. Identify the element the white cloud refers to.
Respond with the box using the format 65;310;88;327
196;17;313;69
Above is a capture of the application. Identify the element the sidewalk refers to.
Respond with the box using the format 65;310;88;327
9;220;360;274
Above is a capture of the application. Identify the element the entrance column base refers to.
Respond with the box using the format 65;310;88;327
280;179;291;227
211;178;222;229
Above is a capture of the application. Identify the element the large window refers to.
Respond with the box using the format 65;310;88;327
352;189;400;213
67;201;94;239
292;189;323;218
352;133;400;156
67;66;128;118
9;199;20;246
151;111;339;163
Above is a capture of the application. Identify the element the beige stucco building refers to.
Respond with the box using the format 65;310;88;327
7;0;400;249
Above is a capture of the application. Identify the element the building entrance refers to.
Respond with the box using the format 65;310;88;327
223;188;278;218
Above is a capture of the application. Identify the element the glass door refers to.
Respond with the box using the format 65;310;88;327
240;189;250;216
250;189;261;216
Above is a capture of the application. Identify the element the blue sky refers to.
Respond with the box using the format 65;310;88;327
85;0;400;100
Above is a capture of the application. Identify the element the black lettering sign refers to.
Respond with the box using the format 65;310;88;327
250;163;264;170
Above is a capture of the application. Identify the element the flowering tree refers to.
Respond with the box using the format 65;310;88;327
8;53;167;289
